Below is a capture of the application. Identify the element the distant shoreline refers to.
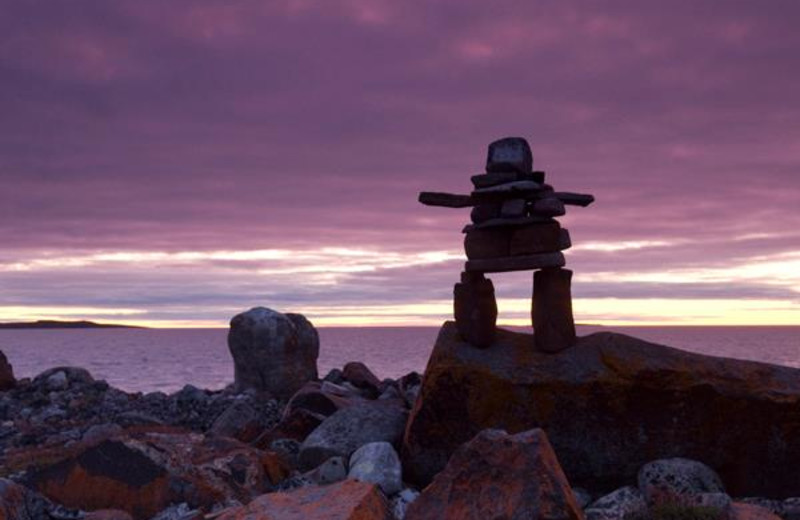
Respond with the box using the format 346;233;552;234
0;320;146;330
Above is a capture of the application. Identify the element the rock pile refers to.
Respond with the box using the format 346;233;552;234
419;137;594;351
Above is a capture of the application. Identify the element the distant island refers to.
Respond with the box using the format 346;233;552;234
0;320;145;329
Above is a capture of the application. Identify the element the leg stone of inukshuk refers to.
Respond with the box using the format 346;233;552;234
532;267;576;353
454;271;497;348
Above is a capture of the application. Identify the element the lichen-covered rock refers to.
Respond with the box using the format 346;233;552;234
22;431;288;519
402;322;800;497
227;307;319;400
300;402;408;470
585;486;646;520
0;351;15;391
637;458;725;504
215;479;389;520
404;428;581;520
348;442;403;495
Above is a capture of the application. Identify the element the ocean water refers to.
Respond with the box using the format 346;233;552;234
0;326;798;393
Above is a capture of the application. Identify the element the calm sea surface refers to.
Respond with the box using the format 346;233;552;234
0;326;798;393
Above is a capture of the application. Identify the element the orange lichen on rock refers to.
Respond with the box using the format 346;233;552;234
216;479;390;520
405;428;582;520
402;322;800;497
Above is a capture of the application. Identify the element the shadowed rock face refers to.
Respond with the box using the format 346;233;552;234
402;322;800;497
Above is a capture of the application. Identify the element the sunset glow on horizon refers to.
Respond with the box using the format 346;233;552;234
1;1;799;328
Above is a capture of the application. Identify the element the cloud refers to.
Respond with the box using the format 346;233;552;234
1;1;799;325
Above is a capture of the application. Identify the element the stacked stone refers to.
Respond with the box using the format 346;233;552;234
418;137;594;352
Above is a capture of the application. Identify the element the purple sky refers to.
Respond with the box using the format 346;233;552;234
1;1;799;326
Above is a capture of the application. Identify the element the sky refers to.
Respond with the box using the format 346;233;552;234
1;0;799;327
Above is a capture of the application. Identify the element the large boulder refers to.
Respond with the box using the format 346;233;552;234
228;307;319;400
402;322;800;497
0;351;14;391
404;428;581;520
22;430;289;519
216;479;389;520
300;401;408;470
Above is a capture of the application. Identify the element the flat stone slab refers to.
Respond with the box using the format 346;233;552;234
418;192;474;208
471;171;545;188
463;216;554;233
472;180;543;196
553;192;594;207
465;252;565;273
464;223;565;260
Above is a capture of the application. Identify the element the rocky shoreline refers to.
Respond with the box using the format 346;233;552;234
1;308;798;519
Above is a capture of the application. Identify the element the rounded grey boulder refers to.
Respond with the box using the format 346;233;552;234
228;307;319;400
299;402;408;471
638;457;725;504
348;441;403;495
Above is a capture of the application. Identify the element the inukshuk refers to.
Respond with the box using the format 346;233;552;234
418;137;594;352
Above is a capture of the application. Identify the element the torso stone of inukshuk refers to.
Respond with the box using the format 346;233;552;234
418;137;594;352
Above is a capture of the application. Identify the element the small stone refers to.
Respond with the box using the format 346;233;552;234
322;368;345;385
508;222;563;256
462;215;554;233
471;180;542;199
500;198;526;217
486;137;533;173
228;307;319;400
453;272;497;348
637;457;725;504
470;203;501;223
342;362;382;396
320;380;357;398
305;456;348;485
390;488;421;519
572;487;593;509
471;172;518;188
585;486;647;520
532;267;576;353
528;197;566;217
729;503;783;520
82;423;124;445
149;503;204;520
46;371;69;391
208;401;262;442
463;229;508;259
348;442;403;495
